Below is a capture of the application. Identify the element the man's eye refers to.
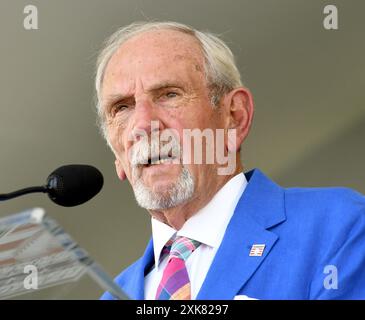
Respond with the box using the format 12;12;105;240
166;92;178;98
111;105;128;116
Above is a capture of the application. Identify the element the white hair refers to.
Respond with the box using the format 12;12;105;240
94;21;243;139
133;166;195;210
129;125;194;210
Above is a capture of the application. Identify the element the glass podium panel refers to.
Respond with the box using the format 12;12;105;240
0;208;127;300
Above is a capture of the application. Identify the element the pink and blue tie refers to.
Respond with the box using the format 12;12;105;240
155;236;201;300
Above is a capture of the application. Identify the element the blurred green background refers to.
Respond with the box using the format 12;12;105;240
0;0;364;299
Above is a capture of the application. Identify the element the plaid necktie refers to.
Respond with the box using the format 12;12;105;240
155;236;201;300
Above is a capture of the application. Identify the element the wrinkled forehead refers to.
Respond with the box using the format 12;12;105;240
101;29;206;91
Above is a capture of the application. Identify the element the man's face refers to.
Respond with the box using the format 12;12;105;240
101;30;227;210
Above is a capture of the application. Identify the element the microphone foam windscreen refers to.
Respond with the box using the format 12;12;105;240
46;164;104;207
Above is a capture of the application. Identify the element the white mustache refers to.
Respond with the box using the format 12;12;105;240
130;136;181;167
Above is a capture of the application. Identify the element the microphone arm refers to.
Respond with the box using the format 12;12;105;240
0;164;103;206
0;186;48;201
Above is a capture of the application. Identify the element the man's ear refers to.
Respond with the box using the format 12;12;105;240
223;87;254;152
114;159;127;181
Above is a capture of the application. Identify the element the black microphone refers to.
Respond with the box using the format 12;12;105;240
0;165;104;207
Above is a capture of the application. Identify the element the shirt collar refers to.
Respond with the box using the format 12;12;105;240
151;172;248;270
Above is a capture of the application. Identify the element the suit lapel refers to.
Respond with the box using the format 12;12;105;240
118;238;154;299
119;169;286;300
196;169;286;299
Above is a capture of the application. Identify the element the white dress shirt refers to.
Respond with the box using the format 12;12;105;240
144;172;248;299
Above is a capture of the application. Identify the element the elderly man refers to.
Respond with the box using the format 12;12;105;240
96;21;365;300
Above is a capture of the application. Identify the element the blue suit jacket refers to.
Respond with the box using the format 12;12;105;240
101;168;365;300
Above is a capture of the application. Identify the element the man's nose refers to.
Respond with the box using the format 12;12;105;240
131;100;164;141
